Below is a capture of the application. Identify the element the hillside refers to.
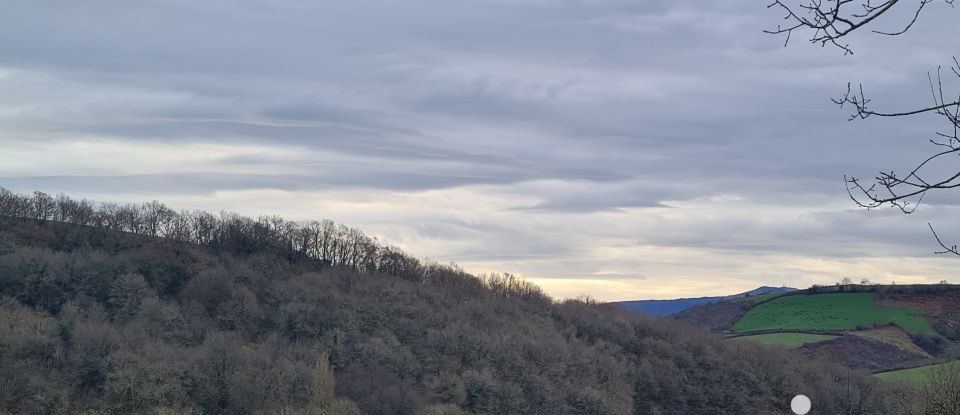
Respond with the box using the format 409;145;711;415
0;190;906;414
733;292;934;334
677;286;960;375
611;286;795;316
876;360;960;385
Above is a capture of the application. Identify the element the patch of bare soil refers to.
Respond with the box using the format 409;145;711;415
800;334;929;372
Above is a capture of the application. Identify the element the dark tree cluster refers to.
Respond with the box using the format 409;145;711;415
0;190;921;414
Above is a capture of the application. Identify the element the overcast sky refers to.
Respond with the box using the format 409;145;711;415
1;0;958;300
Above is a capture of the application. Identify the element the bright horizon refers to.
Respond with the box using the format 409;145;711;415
2;1;959;301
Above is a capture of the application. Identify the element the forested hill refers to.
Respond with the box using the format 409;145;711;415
0;189;901;414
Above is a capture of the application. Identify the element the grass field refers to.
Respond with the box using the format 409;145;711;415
735;332;838;348
875;360;960;385
732;293;934;334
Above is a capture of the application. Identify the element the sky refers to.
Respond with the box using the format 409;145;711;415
1;0;959;300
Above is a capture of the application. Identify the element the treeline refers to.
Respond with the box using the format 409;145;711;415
732;283;960;308
804;284;960;296
0;188;452;282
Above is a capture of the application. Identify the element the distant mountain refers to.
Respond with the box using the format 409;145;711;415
612;286;796;316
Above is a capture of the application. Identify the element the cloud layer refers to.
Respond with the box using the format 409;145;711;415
2;0;958;299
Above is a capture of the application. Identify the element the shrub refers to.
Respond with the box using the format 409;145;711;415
911;333;949;355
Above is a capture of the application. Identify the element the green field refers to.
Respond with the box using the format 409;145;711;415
875;360;960;385
732;293;934;334
735;332;838;348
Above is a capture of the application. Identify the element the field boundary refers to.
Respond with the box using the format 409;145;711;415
783;284;960;297
873;358;960;375
726;328;846;338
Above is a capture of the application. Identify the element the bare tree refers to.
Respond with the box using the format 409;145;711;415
0;188;434;280
767;0;960;254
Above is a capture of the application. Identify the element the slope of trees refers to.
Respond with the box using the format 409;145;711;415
0;189;916;414
0;188;425;279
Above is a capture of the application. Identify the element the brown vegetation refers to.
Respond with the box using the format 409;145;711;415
671;300;751;332
851;327;932;359
887;365;960;415
0;189;914;414
877;289;960;342
800;334;929;373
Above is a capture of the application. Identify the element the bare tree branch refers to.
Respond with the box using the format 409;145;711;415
839;61;960;219
929;223;960;255
767;0;960;255
764;0;952;54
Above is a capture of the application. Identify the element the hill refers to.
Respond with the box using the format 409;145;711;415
0;189;905;414
611;286;795;316
677;285;960;375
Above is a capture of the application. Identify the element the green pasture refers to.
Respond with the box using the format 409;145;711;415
732;293;934;334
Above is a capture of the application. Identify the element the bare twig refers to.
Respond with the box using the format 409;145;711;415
929;223;960;255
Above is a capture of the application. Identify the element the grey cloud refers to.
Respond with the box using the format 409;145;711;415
1;0;959;294
637;206;960;259
510;180;683;212
0;170;522;195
